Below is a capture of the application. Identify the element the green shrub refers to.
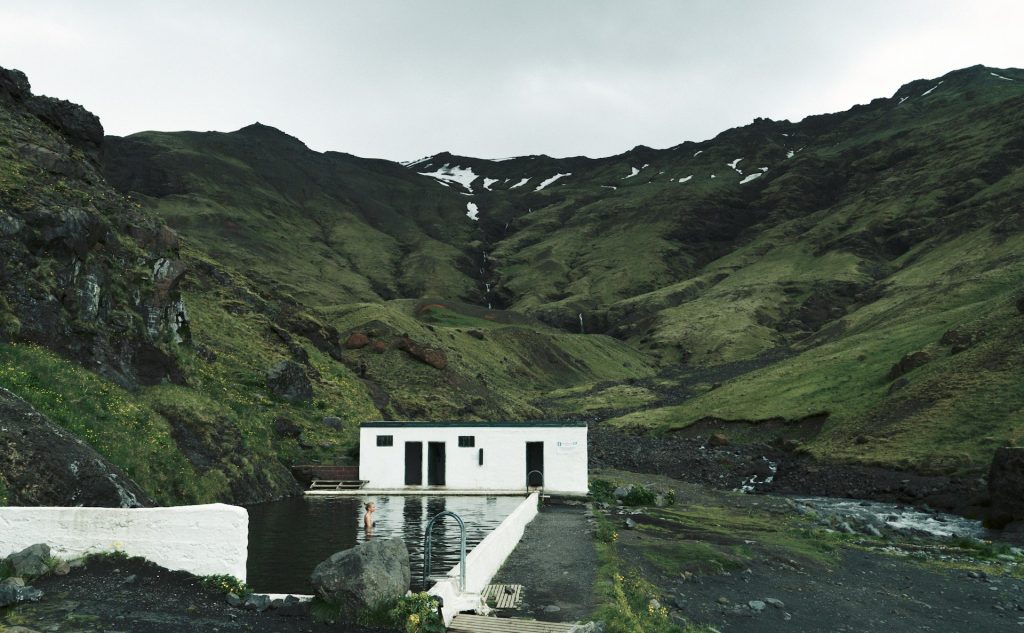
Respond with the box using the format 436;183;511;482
386;592;445;633
200;573;249;597
622;485;657;507
590;479;618;503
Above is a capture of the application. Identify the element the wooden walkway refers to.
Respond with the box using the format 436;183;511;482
307;479;367;490
482;583;524;609
449;614;576;633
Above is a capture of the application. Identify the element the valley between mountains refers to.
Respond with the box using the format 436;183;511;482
0;63;1022;511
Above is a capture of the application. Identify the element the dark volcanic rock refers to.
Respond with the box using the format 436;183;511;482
309;538;410;615
887;351;932;381
0;67;31;103
988;447;1024;528
266;360;314;403
5;544;50;578
26;96;104;159
0;387;153;507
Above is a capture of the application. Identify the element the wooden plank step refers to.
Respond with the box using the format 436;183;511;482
449;614;575;633
308;479;368;490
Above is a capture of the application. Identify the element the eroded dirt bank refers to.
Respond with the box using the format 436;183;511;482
589;424;989;518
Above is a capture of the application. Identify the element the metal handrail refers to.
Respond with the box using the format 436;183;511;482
527;469;544;489
423;510;466;591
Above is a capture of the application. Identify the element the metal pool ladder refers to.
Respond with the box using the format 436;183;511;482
423;510;467;591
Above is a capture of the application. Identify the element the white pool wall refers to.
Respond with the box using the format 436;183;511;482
0;503;248;580
428;491;540;625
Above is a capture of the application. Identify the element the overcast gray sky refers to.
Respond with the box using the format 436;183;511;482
1;1;1021;161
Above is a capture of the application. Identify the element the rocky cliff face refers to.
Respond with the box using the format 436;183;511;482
0;67;188;391
0;386;152;507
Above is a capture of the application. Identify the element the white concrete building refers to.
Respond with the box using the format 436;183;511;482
358;421;588;495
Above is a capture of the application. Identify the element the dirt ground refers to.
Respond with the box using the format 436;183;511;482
596;468;1024;632
490;500;598;623
1;555;394;633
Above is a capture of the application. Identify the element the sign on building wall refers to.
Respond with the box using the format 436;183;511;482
556;439;580;454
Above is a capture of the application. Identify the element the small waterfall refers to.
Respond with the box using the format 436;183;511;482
578;313;584;334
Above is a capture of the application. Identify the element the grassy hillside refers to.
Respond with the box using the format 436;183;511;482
3;63;1023;508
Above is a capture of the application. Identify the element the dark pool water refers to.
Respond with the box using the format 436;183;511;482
245;495;525;593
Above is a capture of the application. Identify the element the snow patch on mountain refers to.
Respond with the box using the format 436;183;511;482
991;72;1014;81
466;202;479;221
535;173;571;191
509;177;530;189
728;158;743;174
786;150;795;159
402;155;435;167
739;173;762;184
921;81;943;97
694;150;703;157
482;178;499;191
601;185;618;190
898;96;910;104
678;175;693;183
623;167;640;179
418;164;478;192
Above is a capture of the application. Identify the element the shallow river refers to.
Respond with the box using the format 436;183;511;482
795;496;989;539
245;494;525;594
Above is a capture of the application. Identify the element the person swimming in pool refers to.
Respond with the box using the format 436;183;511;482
363;501;376;536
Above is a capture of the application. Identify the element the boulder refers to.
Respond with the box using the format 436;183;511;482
0;585;43;608
309;538;410;615
886;351;931;381
6;543;50;577
266;360;313;403
369;340;388;353
273;417;302;438
988;447;1024;528
322;416;343;430
708;433;730;447
395;337;448;370
344;331;370;349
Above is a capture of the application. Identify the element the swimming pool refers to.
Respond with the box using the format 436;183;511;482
245;494;526;593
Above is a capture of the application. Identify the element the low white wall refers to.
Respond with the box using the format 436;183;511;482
0;503;248;580
428;492;539;625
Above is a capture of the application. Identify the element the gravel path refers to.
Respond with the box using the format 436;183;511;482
490;500;598;623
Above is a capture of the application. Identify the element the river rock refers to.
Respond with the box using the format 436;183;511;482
244;593;272;611
0;584;43;607
309;538;410;615
988;447;1024;528
748;600;766;612
266;360;313;403
5;544;51;578
764;598;785;609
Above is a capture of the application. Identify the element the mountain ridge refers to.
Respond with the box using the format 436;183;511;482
1;62;1022;508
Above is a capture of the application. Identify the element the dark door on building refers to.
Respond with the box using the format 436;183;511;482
526;442;544;487
405;441;423;485
427;441;446;486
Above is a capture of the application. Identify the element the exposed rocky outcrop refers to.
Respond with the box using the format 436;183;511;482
0;65;189;391
886;351;932;381
988;447;1024;528
266;360;314;403
395;336;448;369
0;387;152;507
309;538;410;615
